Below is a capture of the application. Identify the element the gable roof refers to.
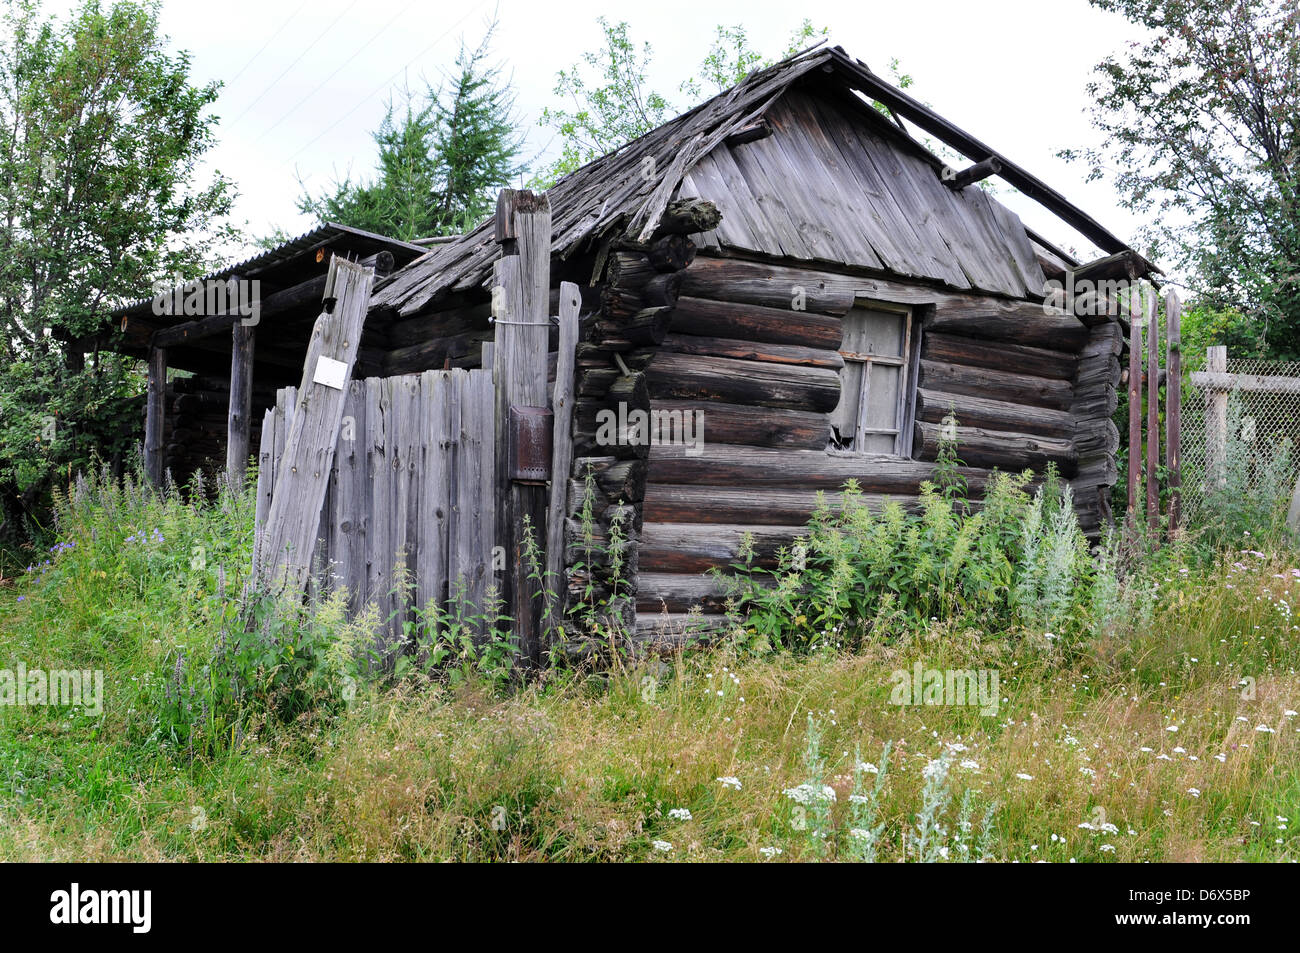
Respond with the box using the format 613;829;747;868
374;45;1134;318
680;86;1047;298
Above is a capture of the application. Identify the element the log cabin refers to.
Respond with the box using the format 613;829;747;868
107;44;1157;642
367;45;1156;638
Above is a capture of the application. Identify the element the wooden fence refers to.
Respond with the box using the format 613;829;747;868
254;369;497;646
251;192;580;664
1126;282;1183;538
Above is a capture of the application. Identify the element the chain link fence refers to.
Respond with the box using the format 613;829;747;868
1181;352;1300;524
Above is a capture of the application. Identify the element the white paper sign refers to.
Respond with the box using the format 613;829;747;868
313;356;348;390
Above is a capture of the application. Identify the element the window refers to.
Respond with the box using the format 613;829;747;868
829;302;916;455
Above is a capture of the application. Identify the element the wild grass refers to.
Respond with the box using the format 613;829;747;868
1;468;1298;861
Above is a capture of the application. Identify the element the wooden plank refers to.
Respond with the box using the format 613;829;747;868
1165;290;1182;530
255;257;373;596
1204;346;1228;488
144;346;167;486
1145;289;1160;526
334;380;369;616
1127;287;1143;529
492;190;555;667
365;376;395;643
226;323;256;489
453;369;497;625
415;371;448;618
545;282;581;628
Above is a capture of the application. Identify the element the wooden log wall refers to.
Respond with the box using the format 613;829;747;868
162;374;277;488
634;253;1108;638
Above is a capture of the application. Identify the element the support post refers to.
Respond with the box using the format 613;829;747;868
493;189;552;669
1145;285;1160;531
1165;290;1182;531
1206;345;1228;489
227;321;256;490
545;283;581;630
144;345;167;487
1127;288;1143;530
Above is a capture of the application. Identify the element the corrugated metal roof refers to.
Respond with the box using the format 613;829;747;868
113;221;426;317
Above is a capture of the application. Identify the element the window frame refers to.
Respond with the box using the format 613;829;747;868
830;299;919;457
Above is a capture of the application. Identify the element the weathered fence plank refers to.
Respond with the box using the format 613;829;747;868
546;282;581;627
493;190;553;667
255;257;373;596
1165;290;1182;530
1205;345;1228;488
1145;290;1160;527
1127;287;1143;530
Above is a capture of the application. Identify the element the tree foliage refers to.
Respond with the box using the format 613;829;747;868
298;25;525;240
1064;0;1300;357
0;0;235;546
535;18;826;187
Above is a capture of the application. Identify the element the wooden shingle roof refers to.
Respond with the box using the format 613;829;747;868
373;45;1132;317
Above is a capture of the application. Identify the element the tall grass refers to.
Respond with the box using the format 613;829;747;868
1;461;1299;861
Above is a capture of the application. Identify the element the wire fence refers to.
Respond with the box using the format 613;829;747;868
1181;353;1300;522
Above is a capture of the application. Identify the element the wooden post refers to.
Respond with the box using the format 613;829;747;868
1145;285;1160;528
1165;290;1182;530
144;345;167;487
1206;345;1228;488
227;321;256;490
255;257;373;597
493;189;552;668
545;282;581;630
1127;287;1143;529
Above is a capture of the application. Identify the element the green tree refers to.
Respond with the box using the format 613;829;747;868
1063;0;1300;357
0;0;235;548
298;25;525;240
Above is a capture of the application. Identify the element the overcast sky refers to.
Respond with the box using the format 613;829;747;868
56;0;1152;264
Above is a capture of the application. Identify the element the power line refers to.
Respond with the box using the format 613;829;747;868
286;0;491;164
222;0;311;92
252;0;420;144
226;0;363;129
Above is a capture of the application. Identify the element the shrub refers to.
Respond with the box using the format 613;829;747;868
721;466;1101;650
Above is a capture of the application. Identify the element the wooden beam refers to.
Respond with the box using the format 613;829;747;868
493;189;552;668
724;118;772;147
144;346;167;487
148;250;392;349
944;157;1001;190
1165;289;1182;530
227;321;256;489
1145;288;1160;529
545;282;581;628
253;256;374;596
1127;287;1142;530
1204;346;1229;489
